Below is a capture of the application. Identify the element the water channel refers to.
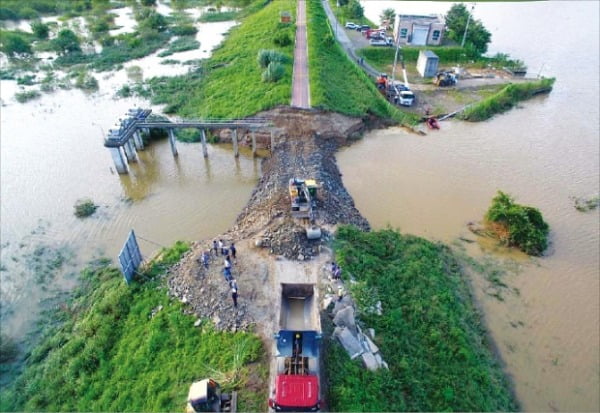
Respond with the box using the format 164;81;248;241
336;1;599;411
0;6;258;344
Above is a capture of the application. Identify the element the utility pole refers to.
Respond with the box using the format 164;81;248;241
461;3;475;48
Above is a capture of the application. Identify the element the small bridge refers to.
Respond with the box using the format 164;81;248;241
104;108;274;174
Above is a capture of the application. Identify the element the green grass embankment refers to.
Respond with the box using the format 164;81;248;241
358;47;524;74
325;226;518;411
459;77;555;121
306;0;418;125
149;0;295;118
0;242;267;412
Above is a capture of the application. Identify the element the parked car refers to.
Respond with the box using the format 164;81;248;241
358;25;370;32
369;38;390;47
345;22;358;29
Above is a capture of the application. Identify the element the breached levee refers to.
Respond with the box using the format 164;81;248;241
166;107;378;337
232;106;372;257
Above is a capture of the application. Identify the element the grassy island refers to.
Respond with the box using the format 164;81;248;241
484;191;549;256
325;226;518;411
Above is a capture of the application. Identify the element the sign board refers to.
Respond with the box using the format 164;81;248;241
118;230;143;284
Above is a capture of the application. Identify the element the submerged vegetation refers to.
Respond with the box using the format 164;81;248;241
571;195;600;212
485;191;549;256
327;226;517;411
459;78;555;121
73;198;98;218
0;242;267;412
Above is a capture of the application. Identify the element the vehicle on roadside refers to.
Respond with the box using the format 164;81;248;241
345;22;357;29
369;38;390;47
358;25;370;32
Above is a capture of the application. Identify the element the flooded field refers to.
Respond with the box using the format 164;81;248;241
337;1;599;411
0;4;256;343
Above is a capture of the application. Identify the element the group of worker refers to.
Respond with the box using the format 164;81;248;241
199;239;239;308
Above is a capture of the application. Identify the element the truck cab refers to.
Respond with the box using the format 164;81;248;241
269;284;321;412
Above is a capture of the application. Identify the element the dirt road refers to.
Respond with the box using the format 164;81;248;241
291;0;310;108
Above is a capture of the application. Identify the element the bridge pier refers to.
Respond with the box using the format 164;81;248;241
109;147;129;174
232;129;239;157
123;139;138;162
168;129;178;156
133;130;144;150
201;129;208;158
251;130;257;157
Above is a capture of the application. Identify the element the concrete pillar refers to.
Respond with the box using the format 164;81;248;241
168;129;178;157
200;129;208;158
251;130;257;157
133;130;144;150
270;130;275;155
123;138;137;162
109;147;128;174
232;128;239;158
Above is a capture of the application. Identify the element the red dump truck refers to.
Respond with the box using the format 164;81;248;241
269;284;321;412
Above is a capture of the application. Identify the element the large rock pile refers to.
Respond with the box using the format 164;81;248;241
323;269;388;371
167;247;254;332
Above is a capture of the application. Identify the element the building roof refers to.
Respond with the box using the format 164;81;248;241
398;14;444;24
420;50;439;59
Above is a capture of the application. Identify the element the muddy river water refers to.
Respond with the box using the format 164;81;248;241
0;8;256;343
337;1;599;411
0;1;598;411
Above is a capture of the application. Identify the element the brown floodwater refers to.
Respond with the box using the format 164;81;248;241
337;1;599;411
0;6;255;344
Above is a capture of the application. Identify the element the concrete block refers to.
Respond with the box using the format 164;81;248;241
361;351;379;371
368;328;375;339
364;335;379;354
333;306;357;335
334;326;363;358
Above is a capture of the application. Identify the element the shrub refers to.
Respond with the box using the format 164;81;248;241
74;71;98;91
485;191;549;255
256;49;285;68
31;21;50;39
52;29;81;54
0;31;32;56
74;198;98;217
273;30;292;46
16;74;36;85
170;24;197;36
15;90;41;103
262;61;284;82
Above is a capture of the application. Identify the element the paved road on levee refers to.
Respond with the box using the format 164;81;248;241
291;0;310;108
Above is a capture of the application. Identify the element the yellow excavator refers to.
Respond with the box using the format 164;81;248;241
186;379;236;413
289;178;321;240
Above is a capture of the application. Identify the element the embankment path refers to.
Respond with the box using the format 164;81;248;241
291;0;310;108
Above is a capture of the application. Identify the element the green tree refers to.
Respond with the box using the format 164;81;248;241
346;0;363;20
52;29;81;54
380;8;396;28
31;21;50;39
140;0;157;6
0;31;32;56
445;3;491;54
